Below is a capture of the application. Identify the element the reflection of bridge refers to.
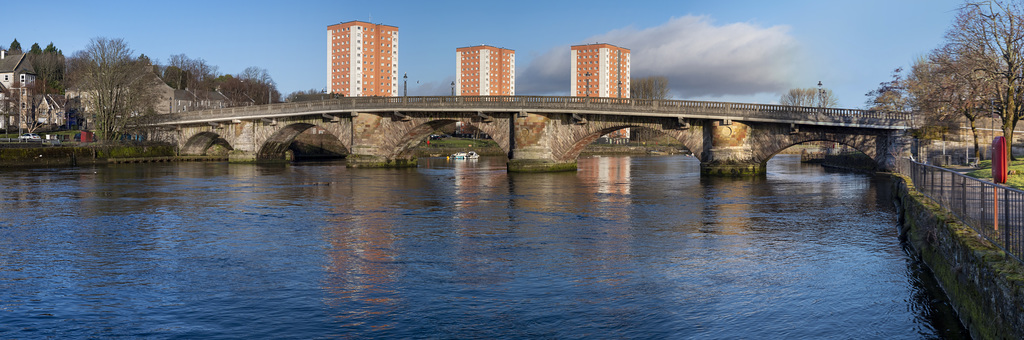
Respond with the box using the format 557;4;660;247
144;96;911;175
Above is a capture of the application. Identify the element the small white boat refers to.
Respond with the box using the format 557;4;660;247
450;151;480;159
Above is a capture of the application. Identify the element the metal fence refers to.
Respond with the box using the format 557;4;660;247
898;159;1024;263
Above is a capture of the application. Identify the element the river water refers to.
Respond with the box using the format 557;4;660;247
0;154;968;338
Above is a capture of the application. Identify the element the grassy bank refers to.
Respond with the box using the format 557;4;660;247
965;159;1024;189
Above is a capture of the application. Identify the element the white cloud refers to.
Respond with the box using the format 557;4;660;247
518;15;802;100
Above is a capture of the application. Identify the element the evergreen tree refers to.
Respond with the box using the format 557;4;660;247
29;42;66;94
43;42;61;55
9;39;22;53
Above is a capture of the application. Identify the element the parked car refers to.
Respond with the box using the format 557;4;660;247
18;133;41;141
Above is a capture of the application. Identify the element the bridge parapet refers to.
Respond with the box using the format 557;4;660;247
148;96;910;130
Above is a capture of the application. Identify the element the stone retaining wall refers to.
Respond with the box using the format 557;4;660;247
894;174;1024;339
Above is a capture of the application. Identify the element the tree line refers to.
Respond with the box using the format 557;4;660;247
2;37;285;141
864;1;1024;161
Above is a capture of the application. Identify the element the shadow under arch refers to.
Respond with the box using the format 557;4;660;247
181;131;233;156
387;118;511;160
257;123;349;161
627;126;697;154
555;123;703;163
761;138;878;170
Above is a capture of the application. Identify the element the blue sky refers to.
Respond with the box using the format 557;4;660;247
4;0;962;108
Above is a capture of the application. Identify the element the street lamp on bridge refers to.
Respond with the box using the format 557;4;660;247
817;81;825;109
451;81;455;96
403;73;408;97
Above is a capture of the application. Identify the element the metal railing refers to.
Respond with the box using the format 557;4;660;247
147;95;911;129
898;159;1024;263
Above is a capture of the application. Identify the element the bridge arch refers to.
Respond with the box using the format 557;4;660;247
392;118;509;160
749;124;892;170
257;123;349;161
349;113;512;164
181;131;233;156
546;115;704;163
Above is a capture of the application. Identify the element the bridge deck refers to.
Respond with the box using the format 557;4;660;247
148;96;911;130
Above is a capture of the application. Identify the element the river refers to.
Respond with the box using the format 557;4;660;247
0;154;968;338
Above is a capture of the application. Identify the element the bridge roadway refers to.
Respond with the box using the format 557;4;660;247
144;96;912;175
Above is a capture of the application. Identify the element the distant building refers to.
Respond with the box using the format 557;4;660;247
35;94;67;127
327;20;399;97
455;45;515;96
154;84;231;115
0;50;37;129
570;43;629;98
572;43;631;143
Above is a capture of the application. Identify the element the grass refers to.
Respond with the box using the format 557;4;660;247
965;159;1024;189
420;137;499;148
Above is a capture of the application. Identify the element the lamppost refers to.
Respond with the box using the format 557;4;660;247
585;72;591;97
451;81;455;96
268;81;274;105
817;81;825;108
403;73;408;97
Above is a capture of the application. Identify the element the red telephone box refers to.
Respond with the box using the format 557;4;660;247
993;136;1008;184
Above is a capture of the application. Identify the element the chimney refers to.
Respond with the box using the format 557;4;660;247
0;50;5;60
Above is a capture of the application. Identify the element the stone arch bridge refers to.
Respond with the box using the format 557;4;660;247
143;96;911;176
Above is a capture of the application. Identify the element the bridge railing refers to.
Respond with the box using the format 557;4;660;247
149;96;911;127
897;159;1024;265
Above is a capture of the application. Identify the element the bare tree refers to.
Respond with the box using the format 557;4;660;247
630;76;670;100
865;67;912;113
780;87;838;107
947;1;1024;160
780;88;815;106
1;80;25;132
21;80;50;133
162;53;220;107
913;46;993;160
286;88;329;102
237;66;279;104
67;37;158;141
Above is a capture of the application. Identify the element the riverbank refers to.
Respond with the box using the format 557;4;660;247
0;144;178;168
893;173;1024;339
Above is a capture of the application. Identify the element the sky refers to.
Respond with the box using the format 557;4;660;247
3;0;964;109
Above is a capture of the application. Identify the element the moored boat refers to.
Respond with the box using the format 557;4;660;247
450;151;480;159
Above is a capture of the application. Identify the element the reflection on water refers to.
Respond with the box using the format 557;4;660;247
0;155;967;338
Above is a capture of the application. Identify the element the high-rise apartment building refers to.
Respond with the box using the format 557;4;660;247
327;21;399;97
570;43;630;98
455;45;515;96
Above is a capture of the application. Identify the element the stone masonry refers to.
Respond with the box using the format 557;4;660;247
144;97;908;175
